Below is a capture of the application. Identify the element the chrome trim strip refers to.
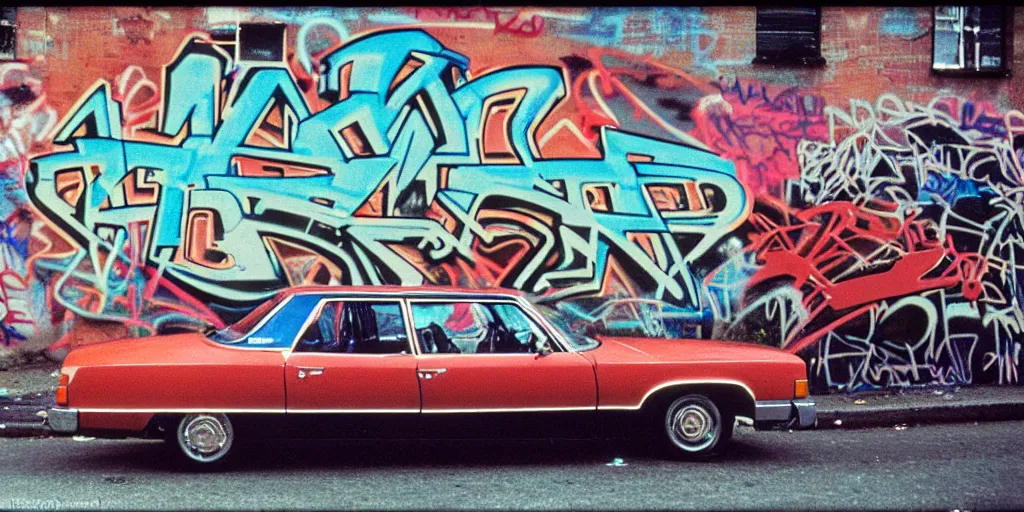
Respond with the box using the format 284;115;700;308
414;352;553;358
287;408;420;414
754;400;794;422
421;406;595;413
76;408;289;414
596;379;758;411
200;339;291;352
72;406;593;414
401;298;423;356
294;289;523;300
400;298;419;355
752;398;818;428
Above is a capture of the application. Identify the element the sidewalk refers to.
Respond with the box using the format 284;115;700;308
2;361;1024;436
813;385;1024;429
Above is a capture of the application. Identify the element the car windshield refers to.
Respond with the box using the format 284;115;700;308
207;291;289;344
532;303;600;351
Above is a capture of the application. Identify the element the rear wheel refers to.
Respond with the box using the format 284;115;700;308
659;394;730;460
173;413;235;470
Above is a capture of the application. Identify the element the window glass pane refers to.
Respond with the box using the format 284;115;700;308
209;293;322;348
410;302;550;354
225;289;291;335
410;302;488;354
491;303;550;350
295;301;409;354
246;295;322;348
373;303;408;345
977;6;1004;70
933;8;962;69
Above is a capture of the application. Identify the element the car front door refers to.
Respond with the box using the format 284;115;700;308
408;299;597;436
285;298;421;420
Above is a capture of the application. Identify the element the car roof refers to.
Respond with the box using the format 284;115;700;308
277;284;527;301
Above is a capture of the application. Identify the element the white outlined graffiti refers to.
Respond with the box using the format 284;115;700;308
25;29;750;330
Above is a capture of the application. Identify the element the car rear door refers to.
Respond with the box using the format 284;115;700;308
285;298;421;415
407;299;597;436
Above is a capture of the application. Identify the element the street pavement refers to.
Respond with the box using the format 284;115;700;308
0;421;1020;510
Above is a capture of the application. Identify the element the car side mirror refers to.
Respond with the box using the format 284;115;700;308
534;339;554;357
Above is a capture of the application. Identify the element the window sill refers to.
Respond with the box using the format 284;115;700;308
931;67;1011;78
751;55;827;68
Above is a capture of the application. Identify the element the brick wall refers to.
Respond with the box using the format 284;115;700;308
2;7;1021;391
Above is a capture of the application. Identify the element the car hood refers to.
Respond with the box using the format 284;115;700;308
62;332;230;368
589;335;804;364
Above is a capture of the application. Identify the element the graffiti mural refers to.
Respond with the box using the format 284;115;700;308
0;62;57;347
705;93;1024;390
25;29;749;334
5;6;1024;392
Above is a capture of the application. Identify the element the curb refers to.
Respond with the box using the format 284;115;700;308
815;401;1024;429
0;421;48;438
3;400;1024;437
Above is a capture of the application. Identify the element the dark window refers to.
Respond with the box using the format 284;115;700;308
753;7;826;67
296;301;410;354
1;8;15;61
933;6;1012;76
238;22;286;62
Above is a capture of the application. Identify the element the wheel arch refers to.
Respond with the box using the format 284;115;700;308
639;381;756;420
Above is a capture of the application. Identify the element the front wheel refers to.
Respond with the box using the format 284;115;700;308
660;395;730;459
173;413;235;470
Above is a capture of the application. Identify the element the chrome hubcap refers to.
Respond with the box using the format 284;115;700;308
178;414;232;463
667;400;718;452
676;407;711;441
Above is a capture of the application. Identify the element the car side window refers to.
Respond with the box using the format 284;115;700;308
409;302;554;354
295;301;410;354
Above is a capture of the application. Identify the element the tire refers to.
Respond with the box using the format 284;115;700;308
172;413;235;470
658;394;729;460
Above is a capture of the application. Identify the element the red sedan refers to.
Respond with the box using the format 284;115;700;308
47;285;815;468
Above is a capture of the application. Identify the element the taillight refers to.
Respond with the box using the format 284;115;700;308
794;379;809;399
56;373;69;406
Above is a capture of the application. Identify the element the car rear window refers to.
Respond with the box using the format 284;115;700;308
209;293;322;348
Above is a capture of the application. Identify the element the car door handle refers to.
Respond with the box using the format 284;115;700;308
297;367;324;379
417;368;447;380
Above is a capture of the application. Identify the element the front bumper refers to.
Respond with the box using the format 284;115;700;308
753;398;816;430
47;408;79;434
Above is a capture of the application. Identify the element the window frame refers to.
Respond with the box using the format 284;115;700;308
752;6;827;68
289;297;418;356
405;297;570;356
931;5;1013;78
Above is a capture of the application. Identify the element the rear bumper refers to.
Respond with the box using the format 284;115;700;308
47;407;79;434
753;398;816;430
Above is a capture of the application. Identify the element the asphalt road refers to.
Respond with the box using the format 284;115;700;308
0;421;1020;510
